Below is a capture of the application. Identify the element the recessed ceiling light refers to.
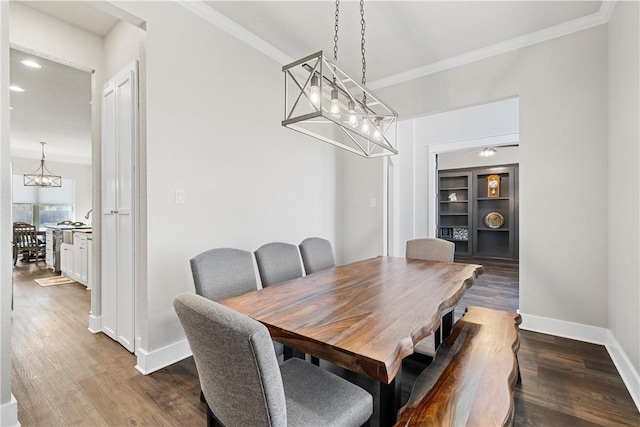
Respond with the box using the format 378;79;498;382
21;59;42;69
9;85;25;92
479;147;497;158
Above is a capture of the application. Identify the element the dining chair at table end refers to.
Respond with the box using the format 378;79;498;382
174;293;373;427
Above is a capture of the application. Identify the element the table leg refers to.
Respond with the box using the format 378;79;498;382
379;364;402;427
283;346;305;360
442;310;454;340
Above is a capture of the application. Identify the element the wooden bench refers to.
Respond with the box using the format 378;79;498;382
396;306;522;427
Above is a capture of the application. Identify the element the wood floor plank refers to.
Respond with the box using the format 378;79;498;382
10;258;640;427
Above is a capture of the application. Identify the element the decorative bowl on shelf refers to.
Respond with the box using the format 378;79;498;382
484;212;504;229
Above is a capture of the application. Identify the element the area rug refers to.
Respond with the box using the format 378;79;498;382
34;276;77;287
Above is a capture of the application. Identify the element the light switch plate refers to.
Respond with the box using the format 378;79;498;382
176;189;186;204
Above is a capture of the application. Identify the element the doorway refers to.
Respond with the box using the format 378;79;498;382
7;0;146;356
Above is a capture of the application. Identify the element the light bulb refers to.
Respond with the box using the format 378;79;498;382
360;118;370;135
309;75;320;107
348;100;358;128
373;118;382;141
330;88;340;118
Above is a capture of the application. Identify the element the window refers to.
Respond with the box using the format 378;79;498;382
12;204;74;229
12;175;75;229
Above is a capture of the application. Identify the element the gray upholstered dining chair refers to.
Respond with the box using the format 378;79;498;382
190;248;258;301
405;238;456;358
254;242;304;287
405;238;455;263
190;248;284;359
174;293;373;427
299;237;336;275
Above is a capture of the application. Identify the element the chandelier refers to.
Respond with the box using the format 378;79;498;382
24;142;62;187
282;0;397;157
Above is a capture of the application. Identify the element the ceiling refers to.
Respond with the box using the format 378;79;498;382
206;1;602;82
11;1;604;164
10;48;92;165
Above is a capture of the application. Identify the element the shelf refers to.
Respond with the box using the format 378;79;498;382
439;225;468;228
440;187;468;191
477;228;510;232
440;213;468;216
442;238;469;242
439;201;468;203
477;197;509;201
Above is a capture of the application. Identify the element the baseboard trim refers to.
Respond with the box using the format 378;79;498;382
520;312;609;344
87;314;101;333
605;330;640;411
520;312;640;411
0;394;20;427
135;339;192;375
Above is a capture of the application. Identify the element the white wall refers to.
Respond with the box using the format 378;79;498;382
376;25;609;328
104;20;142;80
114;2;340;353
10;157;92;222
607;1;639;374
339;152;385;264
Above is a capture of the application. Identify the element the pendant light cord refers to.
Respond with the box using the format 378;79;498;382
333;0;340;87
360;0;367;106
334;0;340;62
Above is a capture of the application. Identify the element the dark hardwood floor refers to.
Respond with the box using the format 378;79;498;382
11;258;639;426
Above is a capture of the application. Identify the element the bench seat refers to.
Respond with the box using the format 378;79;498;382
396;306;522;427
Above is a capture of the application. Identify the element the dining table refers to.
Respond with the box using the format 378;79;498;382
220;256;483;426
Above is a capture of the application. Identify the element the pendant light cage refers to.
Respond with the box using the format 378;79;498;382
24;142;62;187
282;51;397;158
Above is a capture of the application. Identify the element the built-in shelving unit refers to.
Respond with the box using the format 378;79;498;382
438;165;519;259
437;171;472;256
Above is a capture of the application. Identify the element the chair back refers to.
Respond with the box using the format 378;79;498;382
406;238;455;263
190;248;258;301
13;222;39;251
174;293;287;427
254;242;303;287
299;237;335;275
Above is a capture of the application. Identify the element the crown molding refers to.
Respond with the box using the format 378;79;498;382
368;0;618;89
178;1;293;65
179;1;617;90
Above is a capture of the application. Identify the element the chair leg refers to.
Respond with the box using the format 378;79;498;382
311;356;320;366
206;403;215;427
200;389;206;403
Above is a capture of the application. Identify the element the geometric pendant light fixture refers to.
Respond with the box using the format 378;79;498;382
23;141;62;187
282;0;398;157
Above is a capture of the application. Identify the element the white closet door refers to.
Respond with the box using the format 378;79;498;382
101;82;118;342
101;62;137;353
